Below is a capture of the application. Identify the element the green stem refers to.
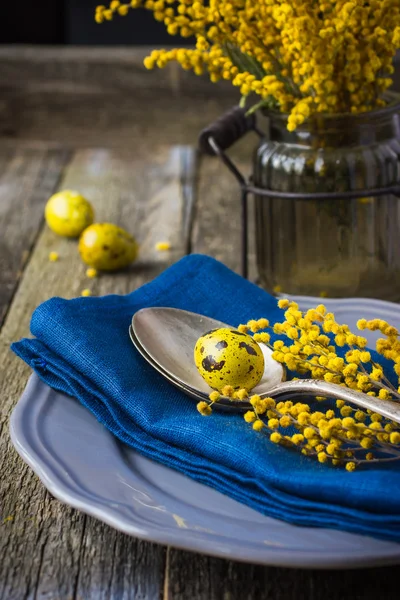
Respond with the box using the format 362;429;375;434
246;98;276;115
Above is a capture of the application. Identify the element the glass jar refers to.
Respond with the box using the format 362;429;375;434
253;95;400;300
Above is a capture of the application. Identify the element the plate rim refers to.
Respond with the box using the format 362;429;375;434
9;373;400;570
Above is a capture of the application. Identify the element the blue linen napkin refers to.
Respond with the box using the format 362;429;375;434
11;254;400;542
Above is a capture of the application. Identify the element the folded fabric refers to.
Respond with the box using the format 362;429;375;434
11;254;400;542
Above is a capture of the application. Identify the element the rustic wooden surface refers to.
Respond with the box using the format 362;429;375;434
0;147;70;326
1;46;400;600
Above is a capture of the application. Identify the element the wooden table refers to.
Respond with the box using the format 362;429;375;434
1;46;400;600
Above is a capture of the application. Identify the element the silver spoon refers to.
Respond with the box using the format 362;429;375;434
131;308;284;411
131;307;400;423
129;325;281;411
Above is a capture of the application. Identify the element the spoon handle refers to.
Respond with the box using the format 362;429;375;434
265;379;400;424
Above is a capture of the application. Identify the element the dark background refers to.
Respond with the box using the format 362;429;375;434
0;0;186;45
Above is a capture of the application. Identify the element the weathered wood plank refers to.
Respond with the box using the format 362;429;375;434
0;146;70;326
0;46;397;96
191;137;258;281
0;45;398;148
0;46;238;147
0;90;237;148
57;518;166;600
0;46;235;98
166;549;400;600
0;144;197;600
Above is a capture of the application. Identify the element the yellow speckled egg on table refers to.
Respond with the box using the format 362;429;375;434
45;190;94;237
194;328;265;392
79;223;139;271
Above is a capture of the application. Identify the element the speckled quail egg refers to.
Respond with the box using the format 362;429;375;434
45;190;94;237
194;328;265;392
78;223;138;271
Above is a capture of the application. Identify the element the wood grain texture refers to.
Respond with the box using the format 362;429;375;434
0;46;237;147
0;45;398;148
0;46;397;96
0;146;70;326
165;549;400;600
0;46;234;97
191;137;259;281
0;91;236;149
0;144;197;600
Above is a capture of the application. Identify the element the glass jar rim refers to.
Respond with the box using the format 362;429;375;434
264;92;400;130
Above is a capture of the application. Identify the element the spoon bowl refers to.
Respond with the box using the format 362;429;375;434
132;307;284;407
129;326;262;410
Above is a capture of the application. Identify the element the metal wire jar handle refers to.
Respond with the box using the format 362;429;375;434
198;107;263;278
198;106;258;156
